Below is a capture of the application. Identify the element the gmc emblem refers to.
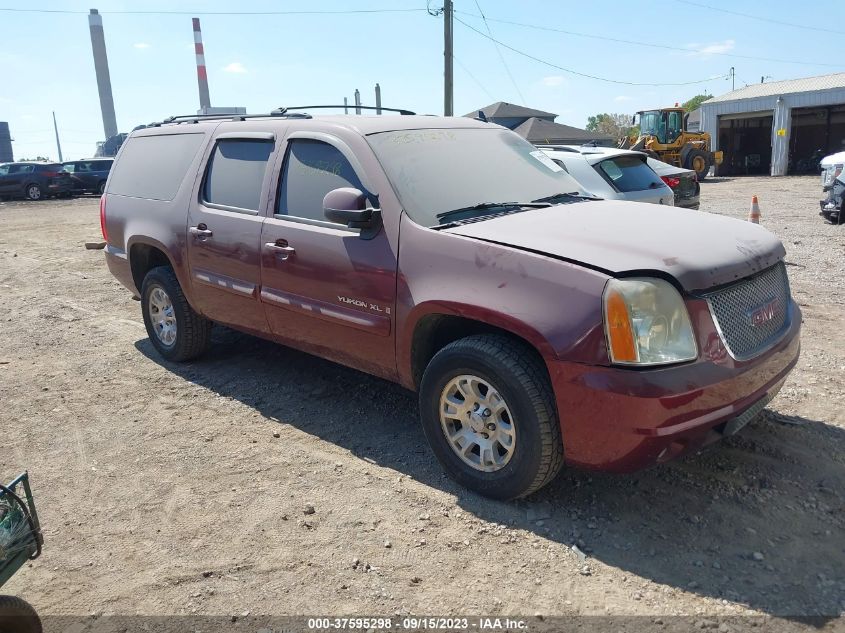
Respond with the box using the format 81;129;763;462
747;297;781;327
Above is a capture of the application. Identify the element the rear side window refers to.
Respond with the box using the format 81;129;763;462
596;155;663;192
203;139;274;212
93;160;112;171
277;139;363;222
9;164;34;174
108;133;205;201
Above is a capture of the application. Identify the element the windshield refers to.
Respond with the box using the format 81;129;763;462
639;111;665;143
366;128;586;227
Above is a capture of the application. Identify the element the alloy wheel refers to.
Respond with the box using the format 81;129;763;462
439;374;516;472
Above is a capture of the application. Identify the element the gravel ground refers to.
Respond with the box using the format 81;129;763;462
0;178;843;627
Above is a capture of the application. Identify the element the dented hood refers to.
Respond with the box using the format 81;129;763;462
444;200;785;291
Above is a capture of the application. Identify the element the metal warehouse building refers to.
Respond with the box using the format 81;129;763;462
700;72;845;176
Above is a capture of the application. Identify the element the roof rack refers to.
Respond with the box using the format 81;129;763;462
275;105;416;116
150;104;416;127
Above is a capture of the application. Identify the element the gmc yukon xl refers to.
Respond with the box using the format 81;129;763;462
102;111;801;499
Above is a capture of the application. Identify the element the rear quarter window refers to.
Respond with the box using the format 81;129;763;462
596;155;663;192
108;133;205;201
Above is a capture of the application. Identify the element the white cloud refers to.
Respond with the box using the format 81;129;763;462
222;62;248;74
133;42;151;49
614;95;633;102
686;39;735;57
541;75;566;87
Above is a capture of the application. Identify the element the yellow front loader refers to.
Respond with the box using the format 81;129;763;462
620;107;723;180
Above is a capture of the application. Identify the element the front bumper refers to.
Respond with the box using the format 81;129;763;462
547;302;801;472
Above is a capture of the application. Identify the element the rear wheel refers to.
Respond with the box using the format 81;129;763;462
419;335;563;500
24;184;41;201
141;266;211;362
97;181;106;195
686;149;711;180
0;595;42;633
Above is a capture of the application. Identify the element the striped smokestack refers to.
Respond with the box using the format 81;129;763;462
193;17;211;111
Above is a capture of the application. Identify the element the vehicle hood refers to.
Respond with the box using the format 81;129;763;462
443;200;785;292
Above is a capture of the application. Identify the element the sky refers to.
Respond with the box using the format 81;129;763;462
1;0;843;161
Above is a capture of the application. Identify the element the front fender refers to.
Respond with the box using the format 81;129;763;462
395;216;610;388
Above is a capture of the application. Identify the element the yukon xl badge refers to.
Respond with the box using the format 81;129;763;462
747;297;780;327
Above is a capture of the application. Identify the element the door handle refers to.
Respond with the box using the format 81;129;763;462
189;225;213;238
264;241;296;261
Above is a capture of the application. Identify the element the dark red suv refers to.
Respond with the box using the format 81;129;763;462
101;111;800;499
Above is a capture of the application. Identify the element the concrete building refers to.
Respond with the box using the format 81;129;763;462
465;102;613;146
700;73;845;176
0;122;12;163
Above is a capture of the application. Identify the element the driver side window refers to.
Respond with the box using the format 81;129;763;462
276;139;364;223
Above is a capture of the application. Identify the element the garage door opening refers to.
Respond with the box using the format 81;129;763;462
789;105;845;174
718;112;773;176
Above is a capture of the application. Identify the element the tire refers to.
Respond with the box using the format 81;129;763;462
419;335;564;500
0;595;42;633
140;266;211;362
24;184;42;201
685;149;711;180
97;181;106;195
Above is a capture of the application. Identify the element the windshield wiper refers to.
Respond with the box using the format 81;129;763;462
531;191;598;204
434;201;551;225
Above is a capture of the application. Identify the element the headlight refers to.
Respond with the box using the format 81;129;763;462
603;277;697;366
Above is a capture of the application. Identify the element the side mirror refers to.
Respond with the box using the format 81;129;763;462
323;187;382;240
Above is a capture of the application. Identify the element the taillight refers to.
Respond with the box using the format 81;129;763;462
661;176;680;188
99;195;108;242
42;171;59;178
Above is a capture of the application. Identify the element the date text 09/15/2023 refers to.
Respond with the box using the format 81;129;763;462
306;616;528;630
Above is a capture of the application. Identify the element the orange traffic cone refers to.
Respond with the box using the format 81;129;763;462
749;195;761;223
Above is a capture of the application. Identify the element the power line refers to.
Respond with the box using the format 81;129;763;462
671;0;845;36
454;10;842;68
454;55;495;100
472;0;525;105
453;16;728;87
0;7;426;15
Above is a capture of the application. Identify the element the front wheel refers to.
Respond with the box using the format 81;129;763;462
685;149;711;180
0;595;42;633
419;335;564;500
141;266;212;362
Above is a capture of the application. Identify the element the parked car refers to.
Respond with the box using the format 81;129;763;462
818;150;845;224
62;158;113;195
647;157;700;209
537;145;675;206
0;161;73;200
102;111;800;500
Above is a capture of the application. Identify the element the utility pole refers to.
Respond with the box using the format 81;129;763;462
344;97;349;114
729;66;735;91
444;0;454;116
354;89;361;115
375;83;382;115
52;111;63;162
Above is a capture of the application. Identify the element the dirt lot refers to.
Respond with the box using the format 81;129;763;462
0;177;843;625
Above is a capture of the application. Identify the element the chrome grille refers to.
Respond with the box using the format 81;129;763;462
703;262;791;360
